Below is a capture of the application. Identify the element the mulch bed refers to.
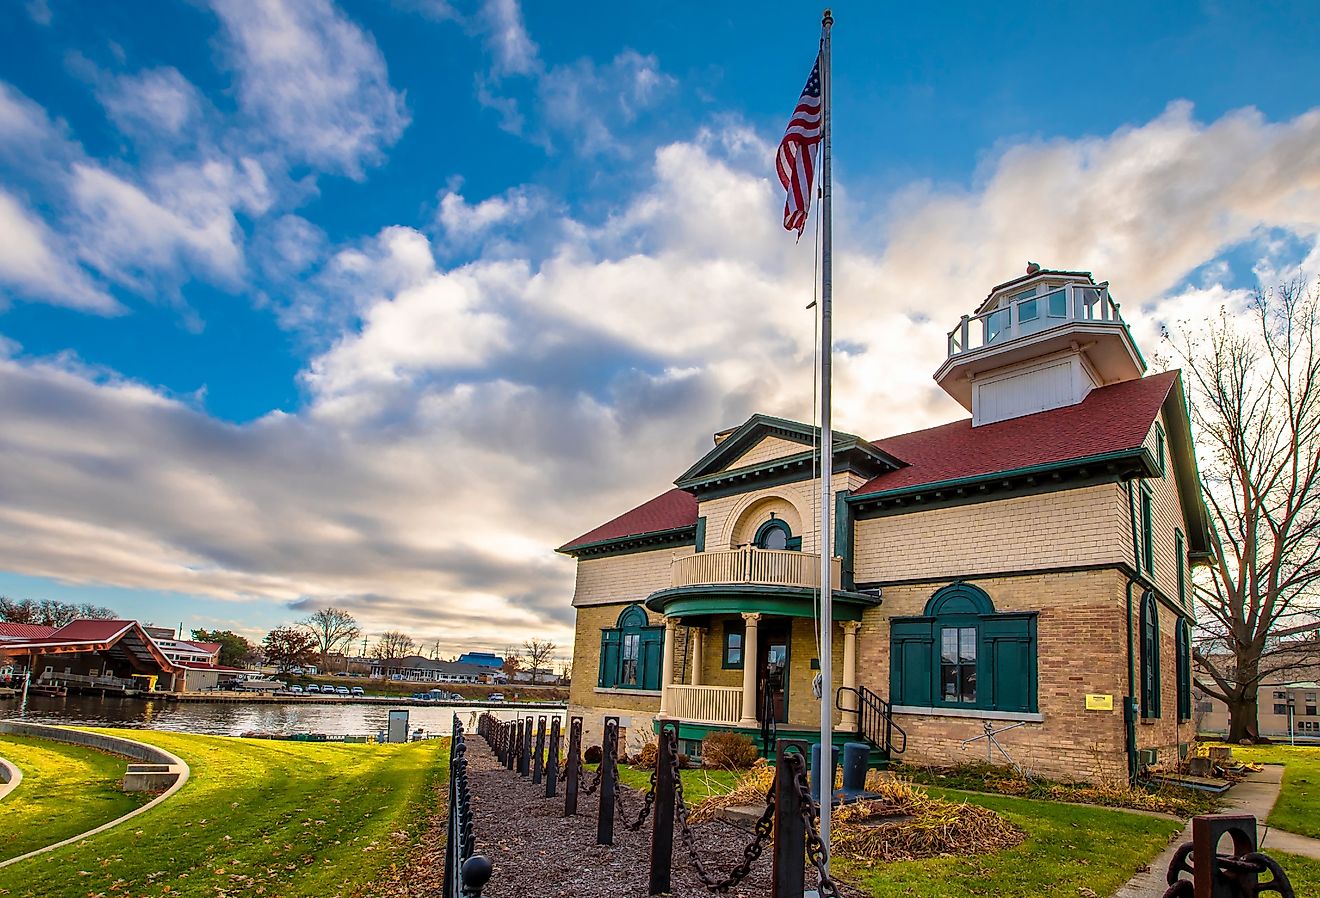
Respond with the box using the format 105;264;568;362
460;741;855;898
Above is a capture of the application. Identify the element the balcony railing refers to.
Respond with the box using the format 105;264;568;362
667;684;743;725
947;283;1124;358
672;547;842;590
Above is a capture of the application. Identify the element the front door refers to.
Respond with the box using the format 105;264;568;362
757;622;790;724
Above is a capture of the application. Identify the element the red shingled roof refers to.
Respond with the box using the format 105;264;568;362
857;371;1179;495
183;642;222;655
48;619;134;642
560;487;698;551
0;623;57;640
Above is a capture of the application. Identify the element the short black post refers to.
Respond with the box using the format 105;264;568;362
505;722;515;770
545;717;561;798
532;716;547;784
511;719;523;772
648;721;677;895
564;716;582;816
772;740;808;898
597;716;619;845
521;716;533;776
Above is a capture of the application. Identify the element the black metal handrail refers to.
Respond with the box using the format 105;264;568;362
836;685;906;756
759;686;778;755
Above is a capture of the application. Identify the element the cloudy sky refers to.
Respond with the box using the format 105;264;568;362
0;1;1318;658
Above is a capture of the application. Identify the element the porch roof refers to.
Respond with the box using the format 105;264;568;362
644;583;880;621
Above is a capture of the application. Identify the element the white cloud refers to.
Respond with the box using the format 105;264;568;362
478;0;540;77
437;183;547;248
208;0;410;179
0;188;117;312
97;67;203;141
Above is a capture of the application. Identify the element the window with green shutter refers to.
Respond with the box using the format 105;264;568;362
889;583;1037;714
1140;590;1161;718
1140;486;1154;575
1175;529;1186;606
598;604;664;691
1175;617;1191;721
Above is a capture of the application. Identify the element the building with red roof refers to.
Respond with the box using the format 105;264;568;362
559;266;1211;784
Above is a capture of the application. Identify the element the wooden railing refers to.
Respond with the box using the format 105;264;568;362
947;283;1125;357
671;547;842;589
667;685;743;725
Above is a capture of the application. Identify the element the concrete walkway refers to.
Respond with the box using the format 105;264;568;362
1114;765;1320;897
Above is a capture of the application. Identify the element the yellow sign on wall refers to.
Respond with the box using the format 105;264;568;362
1086;693;1114;711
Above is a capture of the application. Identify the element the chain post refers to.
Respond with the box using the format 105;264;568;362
773;740;808;898
513;718;524;772
533;716;547;784
649;722;677;895
597;716;619;845
545;717;561;798
564;716;582;816
521;716;533;776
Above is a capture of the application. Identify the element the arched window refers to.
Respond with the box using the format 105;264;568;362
1175;617;1191;721
1140;590;1161;718
754;518;800;551
889;582;1037;713
598;604;664;691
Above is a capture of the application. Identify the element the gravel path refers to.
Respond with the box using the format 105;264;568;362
464;740;843;898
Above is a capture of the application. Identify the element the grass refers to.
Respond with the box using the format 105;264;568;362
0;729;446;898
1203;741;1320;838
1272;852;1320;895
833;786;1183;898
0;734;149;863
594;763;742;804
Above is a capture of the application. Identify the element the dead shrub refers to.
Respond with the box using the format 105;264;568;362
701;731;760;770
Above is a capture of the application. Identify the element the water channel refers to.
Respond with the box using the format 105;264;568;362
0;692;565;737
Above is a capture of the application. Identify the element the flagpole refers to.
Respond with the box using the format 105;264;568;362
817;6;834;858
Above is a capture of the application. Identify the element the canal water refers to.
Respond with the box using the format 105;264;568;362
0;693;564;738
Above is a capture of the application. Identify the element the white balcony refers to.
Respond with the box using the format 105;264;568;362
946;282;1124;358
666;684;742;725
671;547;842;590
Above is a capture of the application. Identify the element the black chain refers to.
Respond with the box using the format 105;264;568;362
1162;842;1297;898
579;751;604;795
786;752;843;898
619;763;657;831
672;732;776;892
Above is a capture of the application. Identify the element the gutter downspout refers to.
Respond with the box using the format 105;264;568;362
1124;482;1140;785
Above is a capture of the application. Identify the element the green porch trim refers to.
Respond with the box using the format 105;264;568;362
654;720;886;763
644;583;879;621
558;524;696;559
847;446;1159;519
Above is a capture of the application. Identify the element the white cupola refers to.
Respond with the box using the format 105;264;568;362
933;263;1146;426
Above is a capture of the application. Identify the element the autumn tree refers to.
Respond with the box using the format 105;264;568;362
262;627;317;674
190;629;255;668
1169;280;1320;742
299;607;361;671
523;639;557;684
371;631;416;662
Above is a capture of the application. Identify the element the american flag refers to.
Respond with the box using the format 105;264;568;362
776;55;822;235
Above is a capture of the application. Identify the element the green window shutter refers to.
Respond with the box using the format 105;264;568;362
1176;619;1191;721
1140;593;1161;718
1176;530;1186;606
785;536;803;551
889;618;933;707
1141;487;1154;574
639;627;664;691
981;614;1037;713
598;628;621;688
694;516;707;553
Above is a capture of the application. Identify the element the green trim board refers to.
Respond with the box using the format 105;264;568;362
558;524;695;559
847;447;1160;518
652;719;883;762
645;583;880;621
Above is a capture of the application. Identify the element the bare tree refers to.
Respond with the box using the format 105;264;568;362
0;597;117;627
1168;280;1320;742
371;631;416;662
300;607;361;671
523;639;557;684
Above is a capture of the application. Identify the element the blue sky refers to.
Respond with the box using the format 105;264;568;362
1;0;1318;656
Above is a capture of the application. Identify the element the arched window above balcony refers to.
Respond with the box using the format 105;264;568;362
754;517;801;551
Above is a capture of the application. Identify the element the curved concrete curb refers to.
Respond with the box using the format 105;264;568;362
0;722;190;869
0;756;21;802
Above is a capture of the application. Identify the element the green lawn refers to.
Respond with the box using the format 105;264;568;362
594;763;742;804
834;787;1183;898
1271;852;1320;895
1205;742;1320;838
0;734;149;863
0;729;446;898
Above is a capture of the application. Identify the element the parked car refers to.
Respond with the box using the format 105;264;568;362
289;667;304;675
486;692;505;702
288;685;304;694
306;684;321;693
350;686;365;696
334;686;350;696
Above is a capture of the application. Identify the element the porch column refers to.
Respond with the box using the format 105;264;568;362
737;613;761;728
839;621;861;731
690;627;705;686
658;618;678;718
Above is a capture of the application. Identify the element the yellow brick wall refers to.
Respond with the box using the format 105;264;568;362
852;483;1130;584
700;472;860;554
854;569;1176;782
1140;411;1194;613
571;546;693;608
725;435;809;469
